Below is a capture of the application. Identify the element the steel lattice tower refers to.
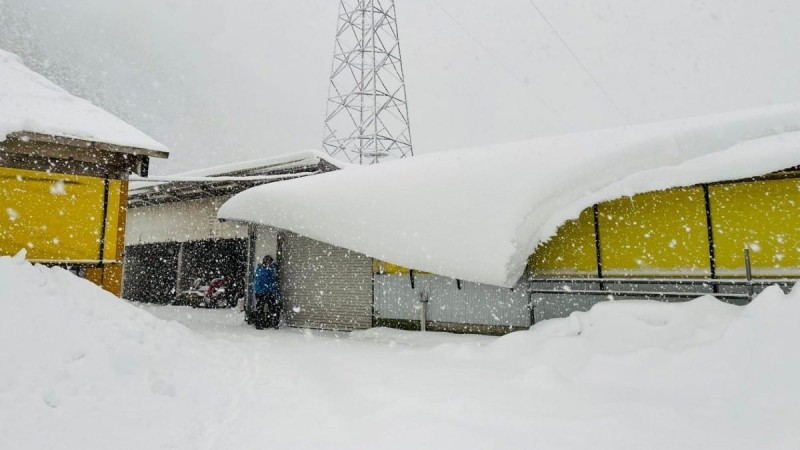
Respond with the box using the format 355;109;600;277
322;0;413;164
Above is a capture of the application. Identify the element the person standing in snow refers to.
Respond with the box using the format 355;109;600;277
251;255;281;330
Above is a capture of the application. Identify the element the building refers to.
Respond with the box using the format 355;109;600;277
122;151;342;304
218;102;800;334
0;49;168;295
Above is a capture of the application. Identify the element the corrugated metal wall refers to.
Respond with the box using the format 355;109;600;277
375;273;530;328
279;232;373;330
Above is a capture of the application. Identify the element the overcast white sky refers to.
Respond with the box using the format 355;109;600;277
1;0;799;174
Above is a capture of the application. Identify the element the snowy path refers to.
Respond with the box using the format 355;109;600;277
138;305;502;449
134;305;798;450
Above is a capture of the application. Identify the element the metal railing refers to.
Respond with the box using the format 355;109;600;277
528;249;798;303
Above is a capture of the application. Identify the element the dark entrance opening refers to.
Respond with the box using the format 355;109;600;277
122;242;180;304
123;238;247;307
179;238;247;307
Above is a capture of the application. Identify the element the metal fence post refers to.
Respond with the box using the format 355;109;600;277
744;247;754;301
419;289;429;332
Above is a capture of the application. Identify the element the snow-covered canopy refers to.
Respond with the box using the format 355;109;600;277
219;103;800;287
0;49;165;152
129;150;343;191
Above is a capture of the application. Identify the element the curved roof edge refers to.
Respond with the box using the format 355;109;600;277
219;102;800;287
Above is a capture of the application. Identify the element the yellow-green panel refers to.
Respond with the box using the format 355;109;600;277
529;208;597;276
373;259;431;275
0;167;105;262
374;260;410;275
598;187;711;277
102;179;122;261
710;178;800;277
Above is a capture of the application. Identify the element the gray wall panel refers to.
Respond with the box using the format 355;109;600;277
374;273;531;328
373;274;418;319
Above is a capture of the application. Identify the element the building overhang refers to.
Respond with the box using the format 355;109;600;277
127;152;341;208
0;131;168;179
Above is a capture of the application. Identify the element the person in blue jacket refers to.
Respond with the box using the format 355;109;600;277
252;254;281;329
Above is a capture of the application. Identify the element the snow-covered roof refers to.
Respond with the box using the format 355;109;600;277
128;150;344;208
0;49;166;153
218;102;800;288
130;149;345;189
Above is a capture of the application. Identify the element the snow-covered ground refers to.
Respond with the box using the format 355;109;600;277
1;253;799;449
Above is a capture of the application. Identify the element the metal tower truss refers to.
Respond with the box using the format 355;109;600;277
323;0;413;164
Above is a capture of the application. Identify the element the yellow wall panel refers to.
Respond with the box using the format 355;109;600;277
114;181;129;261
0;167;106;262
529;208;597;276
84;267;104;286
102;179;122;261
598;187;710;276
710;178;800;276
102;263;124;296
373;259;431;276
374;260;410;275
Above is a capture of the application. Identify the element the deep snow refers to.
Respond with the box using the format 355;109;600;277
219;102;800;287
0;48;165;151
1;254;799;449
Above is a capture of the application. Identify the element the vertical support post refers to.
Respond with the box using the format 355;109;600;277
371;0;379;164
592;204;605;290
174;242;185;302
702;184;719;294
245;224;258;311
744;247;754;301
528;291;536;326
358;0;367;164
418;289;428;331
97;177;111;265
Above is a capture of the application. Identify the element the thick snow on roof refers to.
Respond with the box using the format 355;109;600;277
219;102;800;287
145;149;345;179
0;49;165;152
128;149;345;192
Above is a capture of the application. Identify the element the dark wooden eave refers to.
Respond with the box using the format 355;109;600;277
0;131;168;178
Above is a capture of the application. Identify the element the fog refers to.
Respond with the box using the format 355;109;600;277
1;0;798;174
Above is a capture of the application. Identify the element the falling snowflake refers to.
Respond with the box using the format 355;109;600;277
6;208;19;221
49;180;67;195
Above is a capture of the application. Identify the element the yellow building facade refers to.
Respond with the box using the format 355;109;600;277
529;170;800;280
0;132;166;295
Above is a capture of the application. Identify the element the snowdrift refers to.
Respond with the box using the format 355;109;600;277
0;48;165;151
483;286;800;449
0;252;228;449
219;102;800;287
